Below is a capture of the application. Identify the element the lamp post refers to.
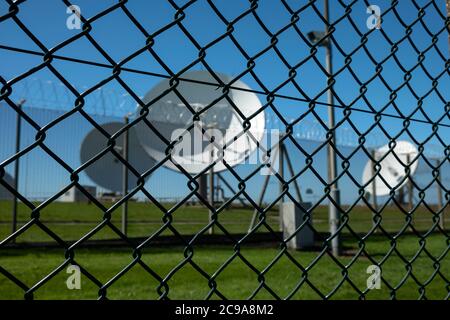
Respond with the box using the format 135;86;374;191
307;0;342;256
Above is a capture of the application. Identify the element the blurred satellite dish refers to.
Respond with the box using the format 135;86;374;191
362;141;419;197
135;70;265;174
80;122;155;192
0;172;14;200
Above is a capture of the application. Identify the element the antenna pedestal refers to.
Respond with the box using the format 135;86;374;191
281;202;314;250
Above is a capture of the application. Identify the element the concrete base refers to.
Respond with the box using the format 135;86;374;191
281;202;314;250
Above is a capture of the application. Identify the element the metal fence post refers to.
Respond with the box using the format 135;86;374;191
407;154;414;227
208;154;215;235
324;0;342;256
446;0;450;228
11;99;26;237
121;116;129;236
371;149;378;229
442;0;449;230
436;159;444;229
278;140;285;232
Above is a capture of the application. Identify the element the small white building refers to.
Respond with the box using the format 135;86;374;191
58;185;97;203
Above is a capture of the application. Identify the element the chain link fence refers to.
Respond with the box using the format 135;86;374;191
0;0;449;299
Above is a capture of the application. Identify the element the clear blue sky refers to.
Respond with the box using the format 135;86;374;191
0;0;449;204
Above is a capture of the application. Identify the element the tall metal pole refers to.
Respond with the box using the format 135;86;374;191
407;154;414;215
370;149;378;229
206;123;216;235
405;153;415;232
324;0;341;256
279;140;285;232
441;0;449;229
12;99;26;237
208;156;215;235
436;159;444;229
121;116;129;236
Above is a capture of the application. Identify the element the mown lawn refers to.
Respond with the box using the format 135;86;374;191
0;233;448;300
0;201;448;299
0;200;444;242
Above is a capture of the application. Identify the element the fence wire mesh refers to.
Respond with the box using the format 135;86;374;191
0;0;449;300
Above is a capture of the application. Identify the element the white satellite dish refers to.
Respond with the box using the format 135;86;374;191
135;70;265;174
80;122;155;192
0;172;14;200
362;141;419;197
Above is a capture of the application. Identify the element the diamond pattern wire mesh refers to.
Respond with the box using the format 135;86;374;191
0;0;449;299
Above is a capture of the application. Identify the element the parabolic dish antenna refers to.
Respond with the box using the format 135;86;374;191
362;141;419;197
80;122;155;192
135;70;265;174
0;172;14;200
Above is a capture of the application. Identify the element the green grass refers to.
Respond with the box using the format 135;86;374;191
0;200;444;242
0;201;279;241
0;233;448;299
0;201;448;299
